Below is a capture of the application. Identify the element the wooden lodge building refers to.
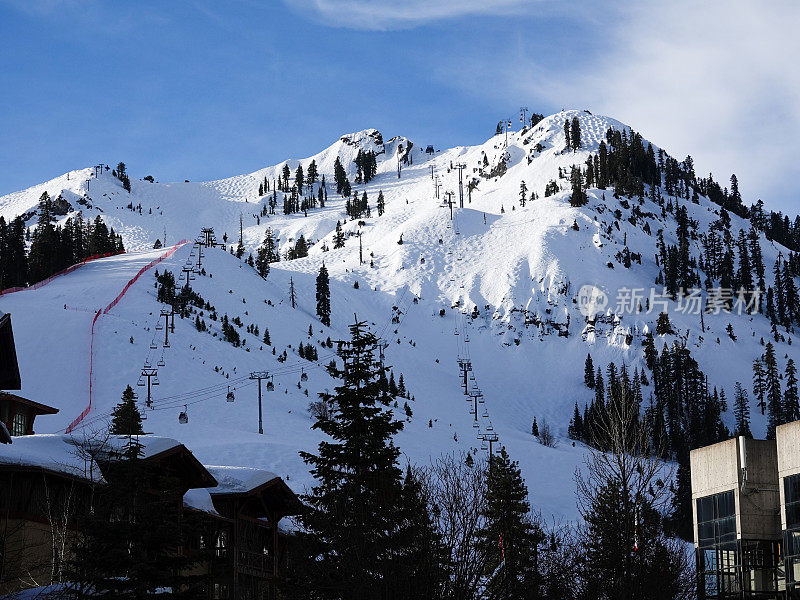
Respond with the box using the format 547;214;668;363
0;309;302;598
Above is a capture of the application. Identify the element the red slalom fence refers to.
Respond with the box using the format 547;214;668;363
0;251;123;297
65;241;188;434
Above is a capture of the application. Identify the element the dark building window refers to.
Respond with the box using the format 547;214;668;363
11;412;26;436
697;490;739;598
785;474;800;587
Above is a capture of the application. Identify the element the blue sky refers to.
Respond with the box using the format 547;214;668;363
1;0;798;214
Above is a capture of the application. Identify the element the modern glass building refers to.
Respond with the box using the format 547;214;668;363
691;436;783;598
692;423;800;599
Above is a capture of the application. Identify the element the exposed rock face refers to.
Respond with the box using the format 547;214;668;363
52;194;72;216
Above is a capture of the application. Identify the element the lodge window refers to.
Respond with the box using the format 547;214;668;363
11;412;26;436
216;530;228;558
697;490;739;598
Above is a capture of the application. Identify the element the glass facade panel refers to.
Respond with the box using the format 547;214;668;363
697;490;738;599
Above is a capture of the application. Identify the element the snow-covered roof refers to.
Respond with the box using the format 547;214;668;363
181;466;285;516
183;487;220;516
0;433;184;482
205;465;280;494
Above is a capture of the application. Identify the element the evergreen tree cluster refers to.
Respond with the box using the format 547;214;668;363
2;192;124;288
755;342;800;439
345;191;371;219
574;345;731;541
114;161;131;192
333;157;351;197
286;321;584;600
255;228;280;278
354;149;377;184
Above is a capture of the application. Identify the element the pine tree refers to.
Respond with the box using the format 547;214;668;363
733;382;752;438
377;190;385;216
764;342;783;438
531;417;539;437
785;359;799;424
110;385;144;436
584;354;595;388
295;164;304;195
282;164;291;191
333;221;345;249
753;357;767;415
569;166;587;207
316;264;331;327
255;228;279;278
294;320;413;599
570;116;581;150
563;119;571;151
477;447;544;600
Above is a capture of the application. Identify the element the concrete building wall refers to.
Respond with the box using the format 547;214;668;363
738;438;780;540
690;437;781;545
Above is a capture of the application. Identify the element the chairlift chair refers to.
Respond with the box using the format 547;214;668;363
301;370;308;382
143;360;152;368
150;341;158;349
156;321;164;331
137;379;145;387
487;423;494;431
226;385;235;402
267;380;275;391
178;405;188;424
472;421;479;429
157;357;165;367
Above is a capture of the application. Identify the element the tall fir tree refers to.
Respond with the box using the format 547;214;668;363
733;382;752;438
584;354;595;388
110;385;144;436
570;116;581;150
292;320;420;600
478;447;544;600
316;264;331;327
785;359;799;424
764;342;783;438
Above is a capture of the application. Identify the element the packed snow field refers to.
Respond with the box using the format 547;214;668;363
1;110;798;522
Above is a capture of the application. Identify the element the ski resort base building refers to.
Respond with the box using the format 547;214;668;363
690;422;800;599
0;435;301;599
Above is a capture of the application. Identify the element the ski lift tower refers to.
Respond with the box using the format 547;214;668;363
249;371;269;435
478;432;499;457
454;163;466;208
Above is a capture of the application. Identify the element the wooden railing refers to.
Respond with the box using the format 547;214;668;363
237;549;272;577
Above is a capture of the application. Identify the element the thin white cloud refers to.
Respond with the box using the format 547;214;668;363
282;0;535;30
444;0;800;212
587;0;800;212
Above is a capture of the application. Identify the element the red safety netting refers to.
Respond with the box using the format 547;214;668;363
0;251;123;297
65;241;188;434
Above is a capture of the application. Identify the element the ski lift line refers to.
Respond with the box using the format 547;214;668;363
69;231;419;431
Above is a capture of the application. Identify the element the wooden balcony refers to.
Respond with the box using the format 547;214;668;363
236;549;273;578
